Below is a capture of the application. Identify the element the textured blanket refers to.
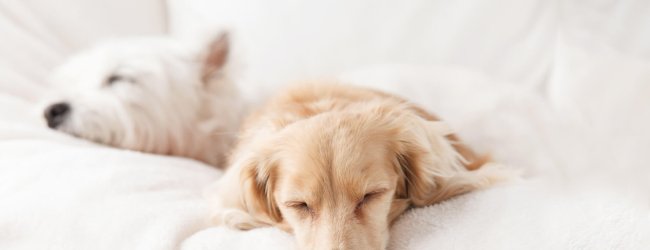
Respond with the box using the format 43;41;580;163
1;0;650;249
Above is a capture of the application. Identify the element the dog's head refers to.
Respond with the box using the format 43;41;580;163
43;33;238;163
236;103;479;250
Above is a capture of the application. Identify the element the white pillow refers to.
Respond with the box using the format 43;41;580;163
167;0;556;89
546;35;650;195
560;0;650;61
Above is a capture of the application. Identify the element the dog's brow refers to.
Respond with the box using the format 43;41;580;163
363;183;391;194
366;187;388;194
283;190;313;202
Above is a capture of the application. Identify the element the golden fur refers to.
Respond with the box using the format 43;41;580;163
211;83;516;249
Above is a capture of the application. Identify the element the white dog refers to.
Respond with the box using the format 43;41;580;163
43;33;244;167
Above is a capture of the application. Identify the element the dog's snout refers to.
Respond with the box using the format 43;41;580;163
44;102;71;128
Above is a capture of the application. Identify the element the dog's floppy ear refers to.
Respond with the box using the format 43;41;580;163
393;115;506;207
201;32;229;82
239;153;283;225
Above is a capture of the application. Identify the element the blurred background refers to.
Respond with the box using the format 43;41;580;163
1;0;649;249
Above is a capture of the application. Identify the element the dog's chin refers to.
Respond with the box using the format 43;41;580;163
57;120;180;157
51;119;125;148
56;126;113;147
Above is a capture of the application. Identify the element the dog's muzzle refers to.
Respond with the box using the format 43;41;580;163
44;102;71;128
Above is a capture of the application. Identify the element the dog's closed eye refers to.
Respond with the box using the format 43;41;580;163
355;189;387;212
285;201;314;217
105;74;134;86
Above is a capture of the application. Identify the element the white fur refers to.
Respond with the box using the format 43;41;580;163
45;36;243;167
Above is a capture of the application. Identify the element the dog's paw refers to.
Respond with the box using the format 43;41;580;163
211;209;268;230
475;162;523;186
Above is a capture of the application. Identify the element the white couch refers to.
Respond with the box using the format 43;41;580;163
1;0;649;249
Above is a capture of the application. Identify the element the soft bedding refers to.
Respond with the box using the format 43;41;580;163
1;0;650;249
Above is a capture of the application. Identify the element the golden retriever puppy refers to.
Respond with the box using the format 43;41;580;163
211;83;517;249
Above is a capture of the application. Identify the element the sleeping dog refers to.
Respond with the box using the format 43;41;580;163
210;84;518;249
43;33;243;167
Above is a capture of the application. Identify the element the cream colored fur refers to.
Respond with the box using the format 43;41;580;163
210;83;517;249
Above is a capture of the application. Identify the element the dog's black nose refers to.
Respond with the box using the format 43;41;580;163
44;102;71;128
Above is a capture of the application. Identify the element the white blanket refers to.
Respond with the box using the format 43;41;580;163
2;0;650;249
